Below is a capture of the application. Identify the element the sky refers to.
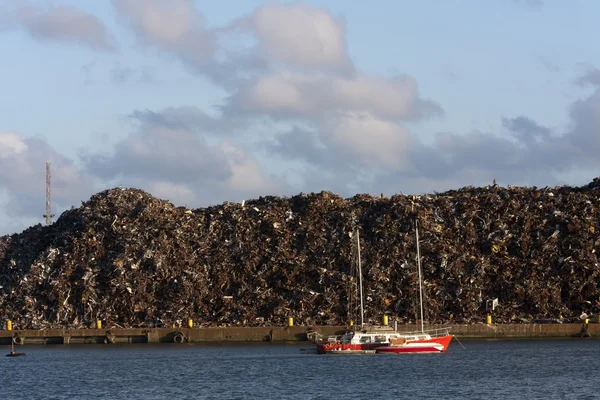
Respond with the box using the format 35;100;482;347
0;0;599;235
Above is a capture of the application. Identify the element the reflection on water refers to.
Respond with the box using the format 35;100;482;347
1;339;599;399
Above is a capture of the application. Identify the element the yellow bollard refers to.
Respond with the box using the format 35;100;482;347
7;320;12;331
486;314;492;325
383;315;389;326
187;318;193;328
96;319;102;329
287;317;294;327
349;320;354;327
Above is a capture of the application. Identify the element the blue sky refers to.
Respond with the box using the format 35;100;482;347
1;0;599;234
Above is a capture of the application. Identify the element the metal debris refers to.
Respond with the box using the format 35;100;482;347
1;179;600;329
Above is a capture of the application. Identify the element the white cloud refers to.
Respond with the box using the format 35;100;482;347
0;133;96;222
242;73;307;114
235;71;442;121
118;0;194;43
218;141;280;194
10;2;116;51
145;181;196;205
5;0;600;236
247;3;350;70
82;110;283;207
0;133;28;158
84;125;232;184
113;0;214;66
324;113;412;169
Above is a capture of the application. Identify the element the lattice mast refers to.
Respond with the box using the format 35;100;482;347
43;161;54;226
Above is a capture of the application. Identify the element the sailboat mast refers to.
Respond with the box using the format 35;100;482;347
416;220;424;333
357;228;364;328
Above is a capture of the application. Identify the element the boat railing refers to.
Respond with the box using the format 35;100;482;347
396;326;452;338
424;327;452;337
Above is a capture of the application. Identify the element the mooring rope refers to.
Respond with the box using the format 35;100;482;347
453;335;467;350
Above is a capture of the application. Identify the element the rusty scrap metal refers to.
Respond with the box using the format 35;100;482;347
1;180;600;329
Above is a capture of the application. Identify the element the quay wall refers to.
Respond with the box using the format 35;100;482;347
0;323;598;345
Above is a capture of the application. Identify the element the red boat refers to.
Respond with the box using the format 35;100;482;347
316;327;398;354
374;329;453;354
315;220;453;355
373;221;453;354
316;326;452;354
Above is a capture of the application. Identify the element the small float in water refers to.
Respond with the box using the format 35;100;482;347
6;338;26;357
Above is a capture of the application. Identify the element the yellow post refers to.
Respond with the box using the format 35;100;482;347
349;320;354;327
187;318;193;328
383;315;389;326
96;319;102;329
287;317;294;327
7;320;12;331
486;314;492;325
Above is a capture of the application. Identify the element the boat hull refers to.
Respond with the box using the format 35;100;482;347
326;349;376;354
316;342;389;354
374;335;453;354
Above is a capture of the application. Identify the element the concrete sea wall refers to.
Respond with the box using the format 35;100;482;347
0;323;597;345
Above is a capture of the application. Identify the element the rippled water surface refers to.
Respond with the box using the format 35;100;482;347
2;339;600;399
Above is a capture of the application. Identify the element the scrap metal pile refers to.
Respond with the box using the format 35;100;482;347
2;179;600;329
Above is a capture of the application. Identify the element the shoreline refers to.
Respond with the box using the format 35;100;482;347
0;323;596;345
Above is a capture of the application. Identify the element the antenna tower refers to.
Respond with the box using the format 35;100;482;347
43;161;54;226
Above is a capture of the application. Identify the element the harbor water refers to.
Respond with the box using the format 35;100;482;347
2;339;599;399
